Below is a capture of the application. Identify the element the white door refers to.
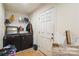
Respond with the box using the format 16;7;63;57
38;8;56;55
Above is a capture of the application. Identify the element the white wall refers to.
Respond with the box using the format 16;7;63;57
0;4;5;49
56;4;79;46
5;11;29;32
30;3;79;47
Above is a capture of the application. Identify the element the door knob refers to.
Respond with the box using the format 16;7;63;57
52;33;54;36
22;37;24;39
51;37;53;39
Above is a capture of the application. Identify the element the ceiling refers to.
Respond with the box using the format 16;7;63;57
3;3;43;15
